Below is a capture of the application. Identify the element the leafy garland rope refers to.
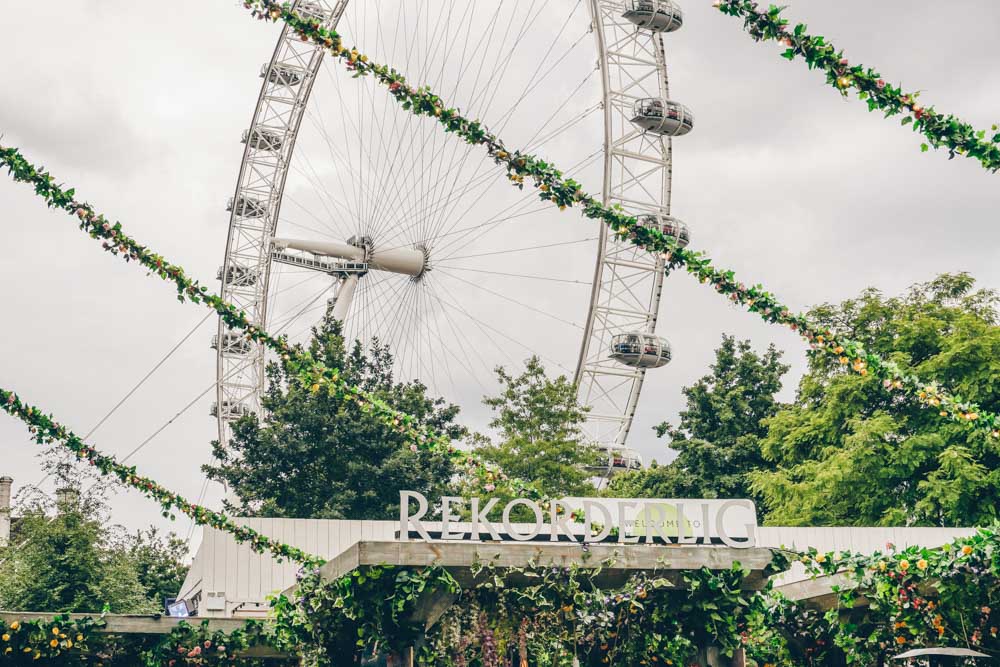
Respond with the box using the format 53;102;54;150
236;0;1000;439
0;387;323;567
713;1;1000;172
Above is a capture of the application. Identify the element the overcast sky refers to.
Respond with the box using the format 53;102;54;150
1;1;998;545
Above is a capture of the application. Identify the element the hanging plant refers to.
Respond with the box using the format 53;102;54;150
713;0;1000;172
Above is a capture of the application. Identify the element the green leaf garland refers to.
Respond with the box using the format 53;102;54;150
0;386;323;567
714;0;1000;172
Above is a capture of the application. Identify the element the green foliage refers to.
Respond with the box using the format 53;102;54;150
608;336;787;508
0;488;155;614
752;274;1000;526
116;528;189;609
715;0;1000;172
473;357;599;500
205;314;464;520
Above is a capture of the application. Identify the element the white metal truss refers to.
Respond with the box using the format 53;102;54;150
216;0;346;448
576;0;676;451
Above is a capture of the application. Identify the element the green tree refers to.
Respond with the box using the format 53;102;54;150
115;528;189;606
606;336;788;508
0;486;157;613
474;356;599;499
204;314;464;520
751;273;1000;526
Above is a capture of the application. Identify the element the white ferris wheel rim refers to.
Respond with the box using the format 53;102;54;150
215;0;680;475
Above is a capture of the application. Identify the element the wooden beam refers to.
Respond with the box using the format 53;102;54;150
284;540;782;597
773;572;864;611
0;612;287;658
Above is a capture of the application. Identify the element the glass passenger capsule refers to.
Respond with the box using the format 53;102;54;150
609;332;672;369
217;264;258;286
622;0;683;32
211;332;252;355
227;195;267;218
260;62;305;87
631;98;694;136
210;401;253;420
638;214;690;248
242;127;284;152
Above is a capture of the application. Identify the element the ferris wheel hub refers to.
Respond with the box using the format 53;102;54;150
271;236;428;278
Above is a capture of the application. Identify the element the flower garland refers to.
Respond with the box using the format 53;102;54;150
142;619;274;666
0;615;283;666
0;615;99;663
714;1;1000;173
0;386;322;567
235;2;1000;440
753;528;1000;665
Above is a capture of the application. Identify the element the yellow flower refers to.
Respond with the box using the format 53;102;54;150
9;622;18;631
814;554;827;564
52;627;60;636
49;639;58;648
917;559;928;571
1;634;8;642
75;635;83;642
878;561;887;571
962;545;973;555
899;560;910;571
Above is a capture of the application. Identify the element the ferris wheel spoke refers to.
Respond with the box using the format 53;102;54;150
420;278;465;398
416;7;538;240
426;145;604;260
378;110;600;256
270;281;335;337
428;279;574;376
290;141;364;236
353;277;410;351
441;237;599;263
494;28;592;133
423;279;493;394
434;268;584;331
434;265;592;287
304;79;367;224
523;97;602;153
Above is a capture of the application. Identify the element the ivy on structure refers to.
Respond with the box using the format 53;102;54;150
235;1;1000;439
0;616;284;666
713;0;1000;172
3;529;999;665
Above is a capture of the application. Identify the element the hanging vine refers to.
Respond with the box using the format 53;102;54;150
0;387;323;567
713;1;1000;172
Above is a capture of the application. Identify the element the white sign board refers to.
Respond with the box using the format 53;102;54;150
399;492;758;548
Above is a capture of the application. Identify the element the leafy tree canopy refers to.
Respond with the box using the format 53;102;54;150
0;478;187;614
751;273;1000;526
606;336;788;508
205;314;464;520
474;356;599;500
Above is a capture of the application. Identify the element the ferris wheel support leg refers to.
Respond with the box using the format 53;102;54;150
331;273;359;323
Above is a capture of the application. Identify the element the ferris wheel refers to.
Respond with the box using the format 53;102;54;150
214;0;693;481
